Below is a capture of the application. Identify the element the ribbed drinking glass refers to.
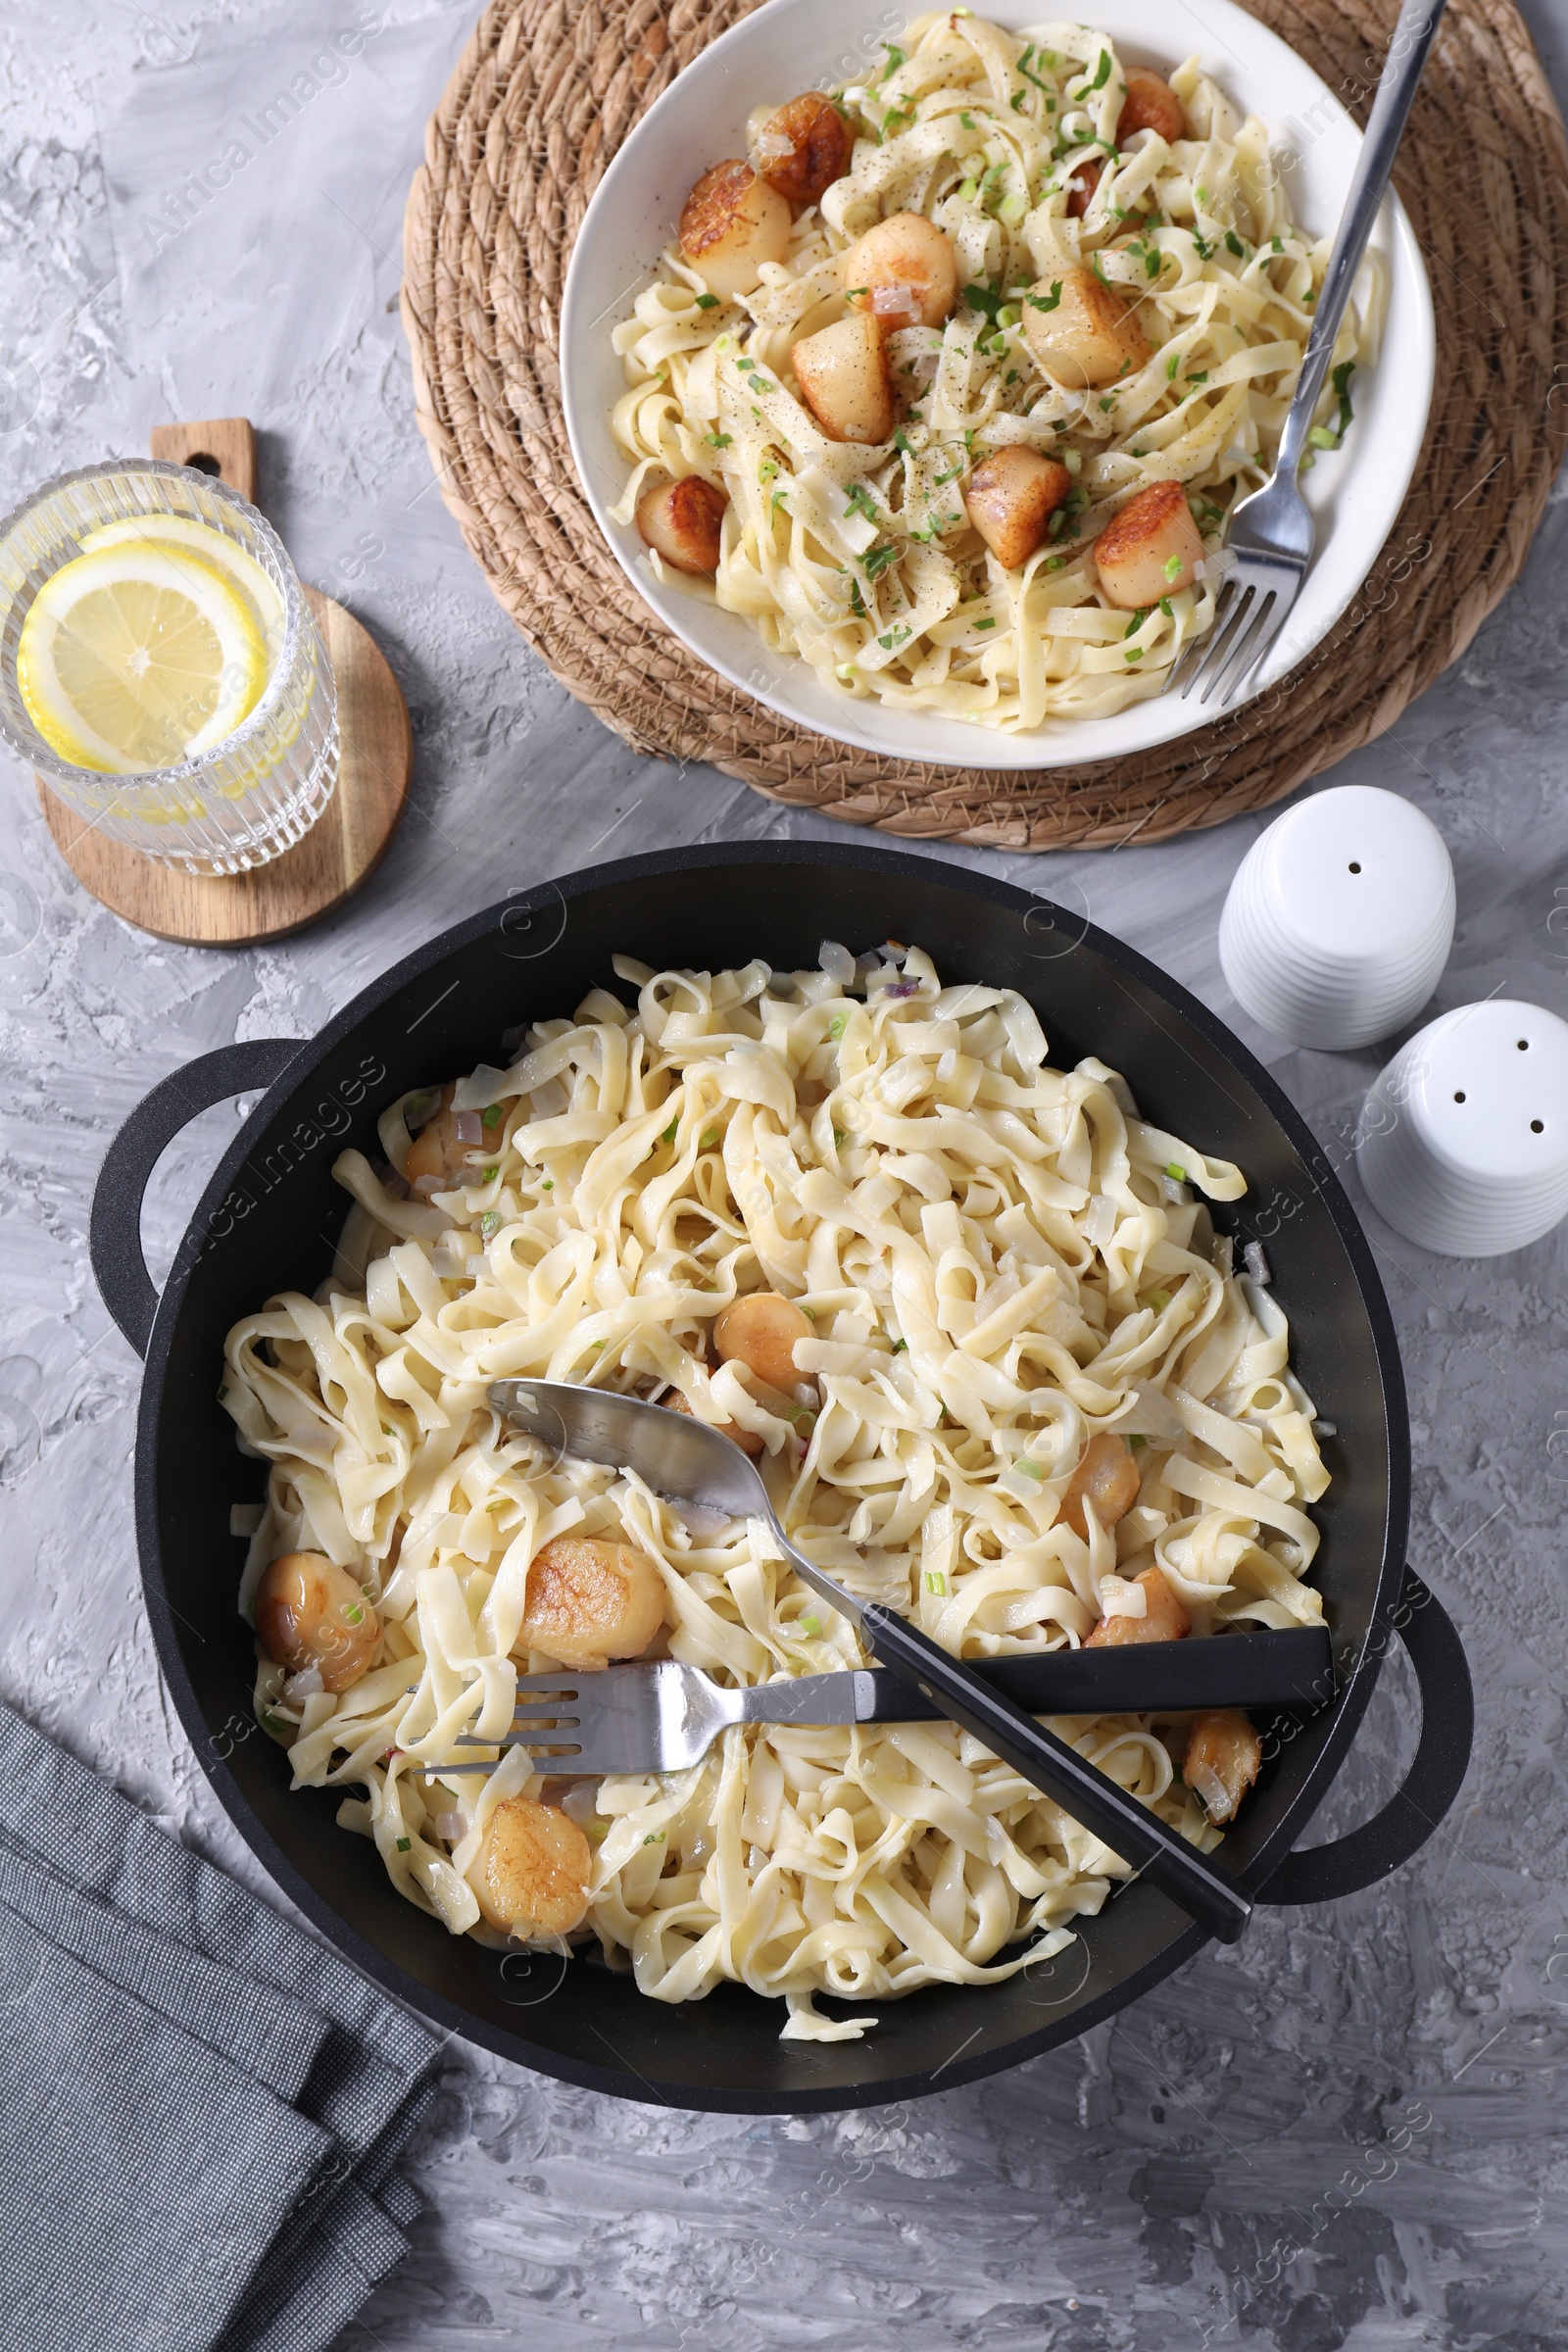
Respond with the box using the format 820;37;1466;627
0;459;336;874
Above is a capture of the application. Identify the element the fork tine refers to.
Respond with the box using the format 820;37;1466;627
1184;579;1254;701
1204;584;1280;706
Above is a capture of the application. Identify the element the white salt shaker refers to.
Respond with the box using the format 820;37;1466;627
1357;999;1568;1255
1218;784;1455;1050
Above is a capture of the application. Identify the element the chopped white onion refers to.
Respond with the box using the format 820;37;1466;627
228;1502;264;1538
432;1809;466;1842
818;939;856;986
1244;1240;1272;1287
1083;1195;1116;1249
559;1781;604;1829
870;281;917;318
454;1110;484;1147
1189;1761;1232;1821
754;127;795;165
453;1064;513;1113
282;1666;324;1702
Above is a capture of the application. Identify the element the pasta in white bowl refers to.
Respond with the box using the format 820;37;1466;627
561;0;1434;768
223;943;1329;2042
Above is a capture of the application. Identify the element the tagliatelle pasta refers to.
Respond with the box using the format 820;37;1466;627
222;943;1328;2041
609;11;1385;731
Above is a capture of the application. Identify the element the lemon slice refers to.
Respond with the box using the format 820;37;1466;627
78;513;287;668
18;540;268;773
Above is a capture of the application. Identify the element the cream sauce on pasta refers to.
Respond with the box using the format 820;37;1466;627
223;943;1327;2040
609;12;1383;731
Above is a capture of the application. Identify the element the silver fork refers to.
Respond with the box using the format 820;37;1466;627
451;1660;879;1775
476;1379;1253;1945
1174;0;1447;709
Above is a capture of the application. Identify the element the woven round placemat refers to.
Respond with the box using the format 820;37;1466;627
403;0;1568;851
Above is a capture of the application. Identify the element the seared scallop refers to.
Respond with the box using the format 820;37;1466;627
963;446;1072;570
1059;1433;1143;1540
1094;479;1204;609
254;1552;379;1692
1085;1562;1190;1646
842;213;959;330
470;1796;592;1937
713;1290;813;1389
679;161;791;298
1118;67;1185;145
1183;1709;1262;1823
754;92;854;204
1021;267;1151;388
636;476;728;575
791;313;893;443
517;1535;665;1670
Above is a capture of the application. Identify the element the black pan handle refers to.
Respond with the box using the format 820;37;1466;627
1259;1566;1473;1905
91;1039;302;1358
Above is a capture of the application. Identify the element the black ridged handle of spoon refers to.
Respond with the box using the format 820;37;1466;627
858;1601;1251;1944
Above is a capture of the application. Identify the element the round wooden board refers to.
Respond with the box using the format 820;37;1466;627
36;588;412;947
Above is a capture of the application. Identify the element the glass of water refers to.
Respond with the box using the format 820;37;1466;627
0;459;337;875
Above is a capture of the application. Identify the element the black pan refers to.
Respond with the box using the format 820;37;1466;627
91;842;1472;2113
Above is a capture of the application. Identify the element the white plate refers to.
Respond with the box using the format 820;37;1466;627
561;0;1435;770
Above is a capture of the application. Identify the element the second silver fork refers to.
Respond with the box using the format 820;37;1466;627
1173;0;1447;709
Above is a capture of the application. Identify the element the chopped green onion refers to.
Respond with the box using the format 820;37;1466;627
396;1837;412;1852
974;615;996;630
1129;1433;1147;1450
832;1128;847;1148
482;1102;503;1127
1087;49;1111;89
1061;447;1081;476
800;1614;823;1636
1186;369;1208;385
958;178;979;202
700;1128;720;1149
261;1711;288;1736
1148;1289;1171;1309
662;1119;678;1143
1123;609;1148;637
1307;424;1337;451
1046;554;1066;570
892;1338;907;1352
1014;1457;1044;1480
1165;1162;1187;1181
828;1013;848;1041
706;430;732;449
1163;553;1184;581
924;1570;949;1595
695;292;719;308
1165;352;1179;380
540;1178;553;1191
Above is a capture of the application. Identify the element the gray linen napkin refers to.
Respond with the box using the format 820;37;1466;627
0;1697;445;2352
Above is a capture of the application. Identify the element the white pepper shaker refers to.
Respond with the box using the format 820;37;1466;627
1357;999;1568;1255
1218;784;1455;1050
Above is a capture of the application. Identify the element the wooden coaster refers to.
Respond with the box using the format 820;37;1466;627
34;418;413;946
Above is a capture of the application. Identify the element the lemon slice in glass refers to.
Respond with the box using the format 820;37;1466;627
77;513;287;669
18;539;269;773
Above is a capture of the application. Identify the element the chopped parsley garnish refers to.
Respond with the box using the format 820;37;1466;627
1332;359;1356;437
1124;609;1149;637
1086;49;1111;89
861;540;900;580
1011;88;1026;109
892;1337;907;1351
1187;369;1208;386
396;1837;412;1852
1192;229;1213;261
1165;352;1179;380
1159;596;1174;617
894;427;915;456
974;614;996;629
1025;280;1062;313
695;292;719;309
1225;229;1245;258
877;623;912;651
845;480;880;523
962;277;1005;326
706;430;732;449
878;42;906;81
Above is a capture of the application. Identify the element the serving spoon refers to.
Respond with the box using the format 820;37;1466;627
488;1379;1252;1945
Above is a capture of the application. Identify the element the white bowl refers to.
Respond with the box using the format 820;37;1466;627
1357;1001;1568;1256
1218;784;1455;1049
561;0;1436;771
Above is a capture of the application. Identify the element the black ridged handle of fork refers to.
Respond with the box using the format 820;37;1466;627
859;1603;1251;1944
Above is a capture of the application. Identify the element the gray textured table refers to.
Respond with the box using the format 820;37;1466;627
3;4;1566;2345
